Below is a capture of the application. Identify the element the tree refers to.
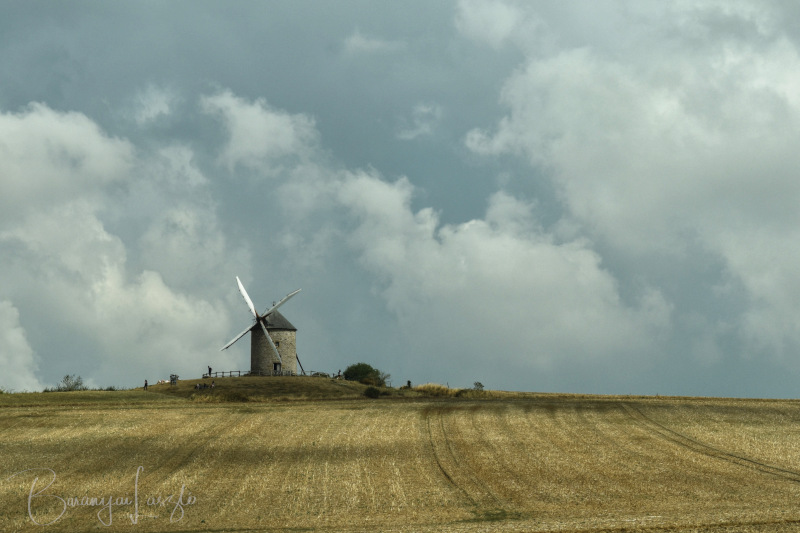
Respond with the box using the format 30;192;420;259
343;363;390;387
57;374;87;391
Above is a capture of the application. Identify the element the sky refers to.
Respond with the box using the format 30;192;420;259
2;1;800;397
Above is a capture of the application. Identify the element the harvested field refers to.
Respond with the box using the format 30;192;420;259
2;387;800;532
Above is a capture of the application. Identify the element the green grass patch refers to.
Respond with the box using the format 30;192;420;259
0;376;529;408
147;375;379;402
0;389;184;408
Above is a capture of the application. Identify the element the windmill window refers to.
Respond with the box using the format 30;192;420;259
275;341;280;348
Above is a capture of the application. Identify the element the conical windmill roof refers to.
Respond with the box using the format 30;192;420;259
264;309;297;331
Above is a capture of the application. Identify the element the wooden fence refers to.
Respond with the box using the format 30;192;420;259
202;370;330;379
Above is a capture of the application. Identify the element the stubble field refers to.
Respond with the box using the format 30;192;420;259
3;380;800;532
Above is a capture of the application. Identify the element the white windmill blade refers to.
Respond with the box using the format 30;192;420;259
262;288;301;317
236;276;258;318
259;319;282;362
220;324;254;351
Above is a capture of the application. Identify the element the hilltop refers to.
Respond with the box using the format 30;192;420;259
148;375;379;401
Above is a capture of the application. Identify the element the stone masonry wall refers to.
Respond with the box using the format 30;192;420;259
250;327;297;374
271;330;297;374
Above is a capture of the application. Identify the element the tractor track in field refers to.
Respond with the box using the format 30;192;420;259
570;403;665;478
423;405;505;511
467;405;537;498
154;409;248;474
572;404;653;461
621;402;800;484
546;403;652;491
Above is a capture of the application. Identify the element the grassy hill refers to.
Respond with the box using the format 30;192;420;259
147;375;378;401
3;384;800;532
0;376;501;408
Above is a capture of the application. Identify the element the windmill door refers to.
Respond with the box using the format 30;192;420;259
273;362;281;374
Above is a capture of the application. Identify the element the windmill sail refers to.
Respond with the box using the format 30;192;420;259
262;289;301;317
220;324;254;351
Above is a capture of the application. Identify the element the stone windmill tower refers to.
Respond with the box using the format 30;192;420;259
221;277;303;375
250;309;298;374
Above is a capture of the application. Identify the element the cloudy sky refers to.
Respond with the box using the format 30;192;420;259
3;1;800;397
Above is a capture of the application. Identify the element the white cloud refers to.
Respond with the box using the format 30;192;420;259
343;30;405;55
200;90;318;173
718;228;800;358
334;171;671;375
139;204;232;292
84;269;234;382
0;198;236;384
2;199;124;284
465;6;800;361
132;84;176;125
397;103;442;140
0;103;133;225
0;300;42;392
0;101;244;387
455;0;526;49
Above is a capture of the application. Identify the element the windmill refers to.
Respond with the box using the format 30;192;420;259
220;277;303;375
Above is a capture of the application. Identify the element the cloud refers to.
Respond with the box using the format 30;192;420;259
333;172;671;379
0;198;236;385
200;90;318;173
465;5;800;361
0;103;133;225
132;84;177;125
139;205;227;290
455;0;526;49
0;301;42;392
132;145;248;294
343;30;405;55
0;101;244;387
82;269;233;383
397;103;442;140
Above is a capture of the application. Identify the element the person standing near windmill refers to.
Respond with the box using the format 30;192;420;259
208;365;212;377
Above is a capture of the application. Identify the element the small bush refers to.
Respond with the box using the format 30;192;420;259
364;386;380;399
344;363;390;387
52;374;87;392
414;383;461;397
473;382;484;391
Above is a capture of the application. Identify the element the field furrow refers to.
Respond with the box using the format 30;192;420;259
622;402;800;483
423;404;504;512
